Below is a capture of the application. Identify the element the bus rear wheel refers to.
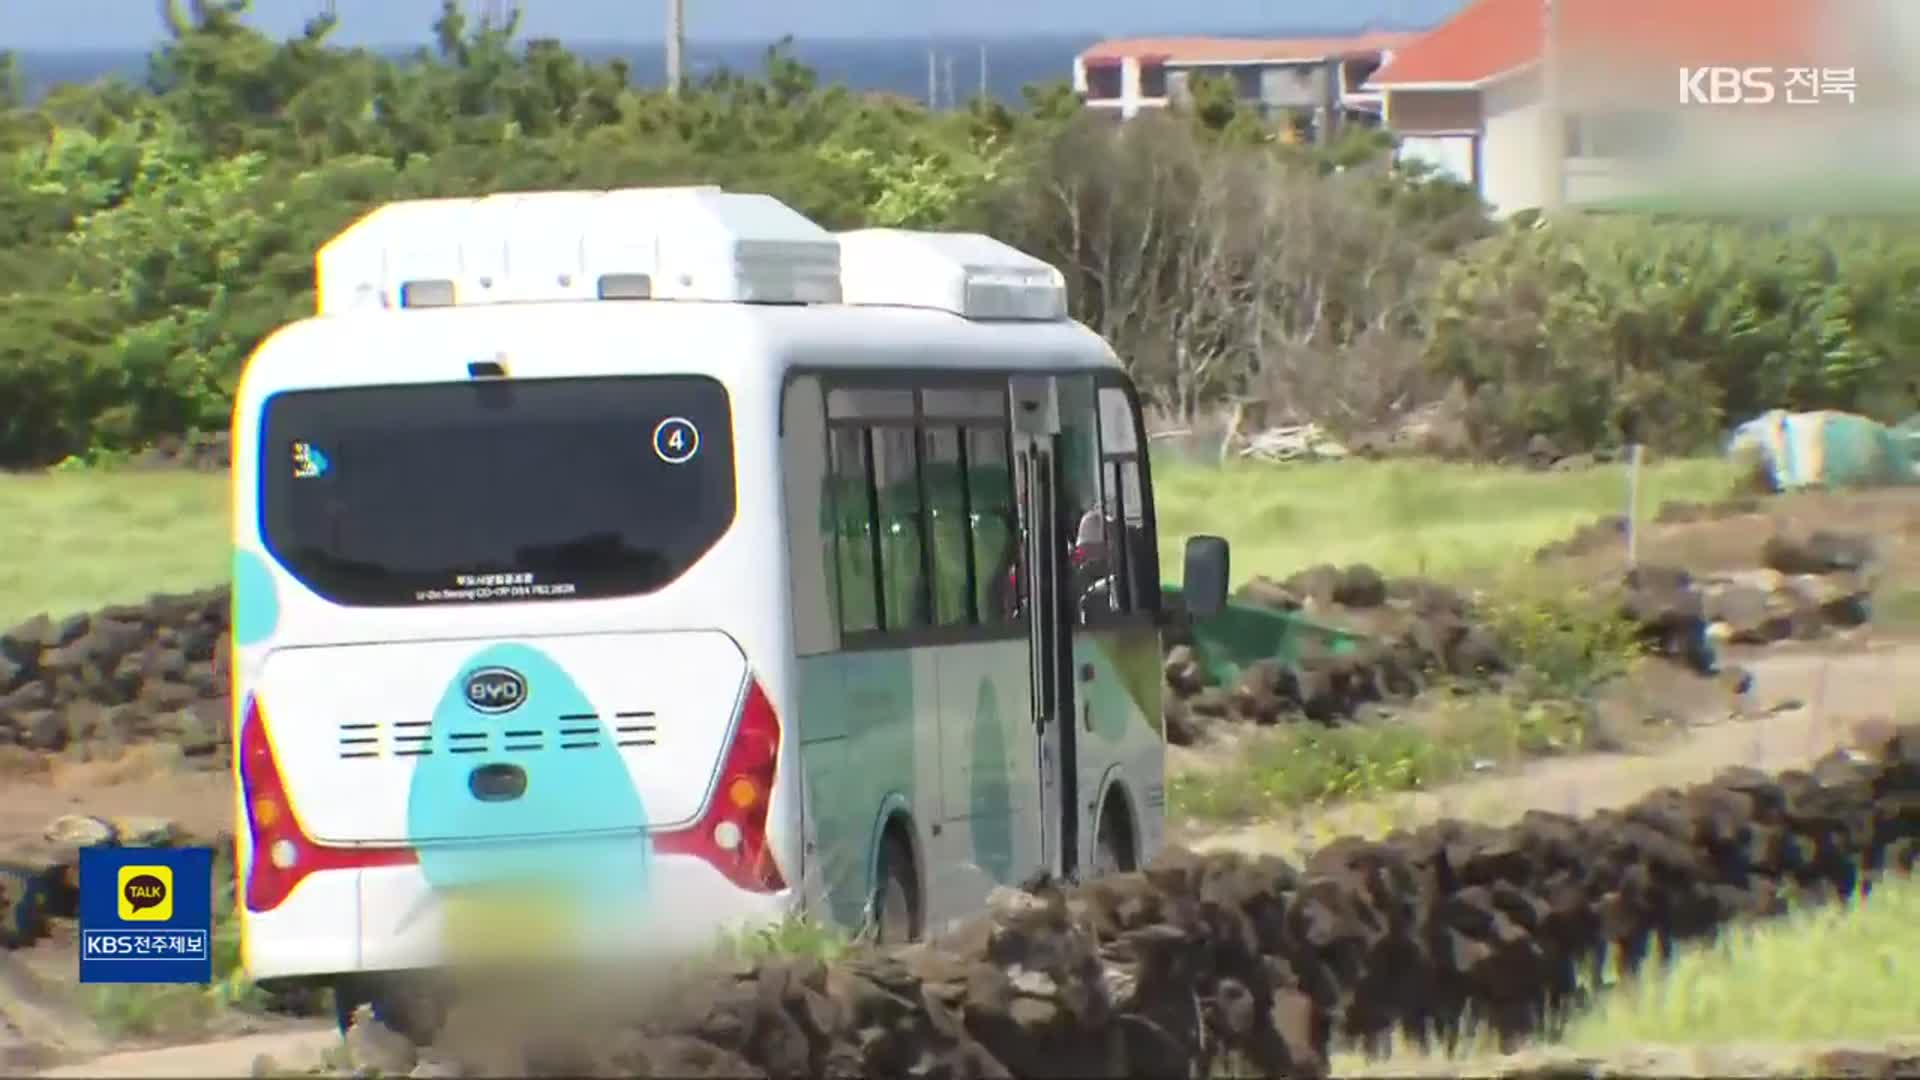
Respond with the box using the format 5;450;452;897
871;833;919;946
1092;795;1136;879
332;976;444;1045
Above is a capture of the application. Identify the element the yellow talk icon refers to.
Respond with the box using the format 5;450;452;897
117;865;173;922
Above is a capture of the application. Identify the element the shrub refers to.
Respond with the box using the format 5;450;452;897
1425;215;1920;455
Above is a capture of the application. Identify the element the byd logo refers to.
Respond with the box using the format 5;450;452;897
1678;67;1776;104
464;666;527;714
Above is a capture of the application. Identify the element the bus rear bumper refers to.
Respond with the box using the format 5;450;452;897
242;854;795;983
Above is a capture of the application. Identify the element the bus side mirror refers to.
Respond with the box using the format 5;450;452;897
1181;535;1229;621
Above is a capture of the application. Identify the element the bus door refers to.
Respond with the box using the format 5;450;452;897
1009;375;1079;880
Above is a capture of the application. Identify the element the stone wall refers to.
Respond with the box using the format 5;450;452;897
0;590;229;759
374;726;1919;1077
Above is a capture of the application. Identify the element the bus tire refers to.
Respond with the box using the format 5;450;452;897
871;830;919;945
1092;791;1137;878
332;976;442;1045
330;983;359;1037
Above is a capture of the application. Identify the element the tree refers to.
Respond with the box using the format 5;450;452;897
7;0;1897;468
0;51;22;111
990;110;1481;431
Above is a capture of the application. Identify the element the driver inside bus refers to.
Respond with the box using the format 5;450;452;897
1071;507;1113;619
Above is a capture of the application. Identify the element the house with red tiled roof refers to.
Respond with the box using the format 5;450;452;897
1368;0;1911;215
1074;32;1417;142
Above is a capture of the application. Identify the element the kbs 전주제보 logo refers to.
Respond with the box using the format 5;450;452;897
78;846;214;985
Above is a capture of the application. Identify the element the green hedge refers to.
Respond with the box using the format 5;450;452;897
1426;215;1920;454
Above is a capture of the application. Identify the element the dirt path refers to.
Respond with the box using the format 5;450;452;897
29;1024;338;1078
1;944;337;1079
0;951;105;1074
0;754;232;852
1185;643;1912;858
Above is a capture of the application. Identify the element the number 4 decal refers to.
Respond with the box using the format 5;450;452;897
653;417;699;464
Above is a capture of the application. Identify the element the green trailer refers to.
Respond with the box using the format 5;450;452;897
1164;587;1368;687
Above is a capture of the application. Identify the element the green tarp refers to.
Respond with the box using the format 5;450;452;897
1163;588;1365;687
1727;409;1920;491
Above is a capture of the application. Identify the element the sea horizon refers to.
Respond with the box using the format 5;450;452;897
8;24;1438;106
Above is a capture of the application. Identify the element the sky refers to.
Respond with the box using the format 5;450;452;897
1;0;1468;50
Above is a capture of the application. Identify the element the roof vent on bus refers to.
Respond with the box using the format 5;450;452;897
313;185;842;314
835;229;1069;322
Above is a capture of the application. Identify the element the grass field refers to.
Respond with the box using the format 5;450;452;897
1336;873;1920;1074
0;455;1742;629
1168;692;1595;822
1152;455;1741;586
1556;874;1918;1050
0;469;229;628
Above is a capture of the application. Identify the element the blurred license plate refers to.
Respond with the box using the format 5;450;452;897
439;891;578;963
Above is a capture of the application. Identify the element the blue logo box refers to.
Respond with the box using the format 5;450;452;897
77;846;215;985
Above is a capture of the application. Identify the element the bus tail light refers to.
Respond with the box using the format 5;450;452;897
655;676;786;893
238;696;415;912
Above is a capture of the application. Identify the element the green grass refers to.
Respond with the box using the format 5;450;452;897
1556;875;1919;1050
0;469;228;628
1152;456;1741;586
1165;548;1648;826
1332;874;1920;1074
1168;691;1592;822
713;914;852;964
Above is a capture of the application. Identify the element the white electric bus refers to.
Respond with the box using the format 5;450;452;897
227;185;1229;1027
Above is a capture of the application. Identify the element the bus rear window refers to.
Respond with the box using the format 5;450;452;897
258;375;735;606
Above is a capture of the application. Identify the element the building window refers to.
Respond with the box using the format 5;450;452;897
1139;62;1167;98
1277;109;1315;144
1343;56;1383;94
1565;111;1675;159
1085;62;1122;100
1232;65;1262;100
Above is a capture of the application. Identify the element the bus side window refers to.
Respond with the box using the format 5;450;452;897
1058;377;1111;624
1105;457;1150;613
1097;384;1154;616
922;426;974;626
871;425;930;631
827;426;879;634
965;426;1018;622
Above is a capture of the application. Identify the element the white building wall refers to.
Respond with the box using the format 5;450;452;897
1479;74;1550;216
